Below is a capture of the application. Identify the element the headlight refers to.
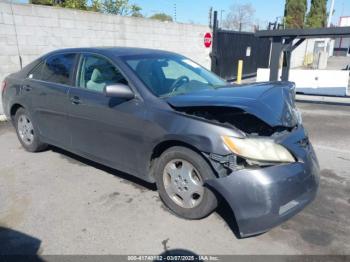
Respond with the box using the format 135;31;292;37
222;136;295;163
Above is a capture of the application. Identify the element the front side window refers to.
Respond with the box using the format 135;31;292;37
40;53;76;85
123;54;226;97
77;54;127;93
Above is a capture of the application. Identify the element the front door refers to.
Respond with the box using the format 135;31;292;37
67;53;146;175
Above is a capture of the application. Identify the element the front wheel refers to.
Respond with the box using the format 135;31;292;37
155;146;218;219
14;108;47;152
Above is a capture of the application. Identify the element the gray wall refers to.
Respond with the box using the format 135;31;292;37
0;1;212;114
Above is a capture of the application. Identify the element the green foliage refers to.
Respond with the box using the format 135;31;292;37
130;4;143;17
30;0;53;6
60;0;87;10
30;0;142;16
284;0;307;29
306;0;328;28
89;0;102;12
101;0;142;16
149;13;173;22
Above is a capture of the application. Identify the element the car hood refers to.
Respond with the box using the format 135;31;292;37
165;82;298;128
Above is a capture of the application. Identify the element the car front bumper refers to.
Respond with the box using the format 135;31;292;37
205;126;320;238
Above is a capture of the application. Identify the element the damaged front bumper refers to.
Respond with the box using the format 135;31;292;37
205;126;320;238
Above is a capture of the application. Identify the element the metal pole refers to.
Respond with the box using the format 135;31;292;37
328;0;335;27
213;11;218;31
269;37;283;81
209;7;213;28
236;60;243;84
210;11;218;73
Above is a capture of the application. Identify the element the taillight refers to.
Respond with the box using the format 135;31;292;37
1;80;7;95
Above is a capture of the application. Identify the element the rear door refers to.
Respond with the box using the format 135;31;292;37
25;53;77;148
67;53;146;174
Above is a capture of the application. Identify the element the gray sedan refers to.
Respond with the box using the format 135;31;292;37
1;47;319;237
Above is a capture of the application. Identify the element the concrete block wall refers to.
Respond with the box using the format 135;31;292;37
0;1;212;114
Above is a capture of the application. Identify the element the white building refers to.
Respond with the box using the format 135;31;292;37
334;16;350;56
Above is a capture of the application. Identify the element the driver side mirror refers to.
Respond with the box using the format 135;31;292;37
104;84;135;100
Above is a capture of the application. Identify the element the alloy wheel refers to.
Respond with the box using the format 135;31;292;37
17;114;34;145
163;159;204;209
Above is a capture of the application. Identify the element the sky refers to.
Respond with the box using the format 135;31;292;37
132;0;350;26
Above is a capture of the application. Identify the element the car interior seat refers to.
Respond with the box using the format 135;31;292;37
86;68;106;92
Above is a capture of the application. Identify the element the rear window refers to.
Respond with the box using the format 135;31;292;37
29;53;76;85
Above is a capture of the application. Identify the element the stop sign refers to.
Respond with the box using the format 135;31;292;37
204;32;212;48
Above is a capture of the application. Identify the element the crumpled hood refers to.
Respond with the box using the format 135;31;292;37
166;81;298;128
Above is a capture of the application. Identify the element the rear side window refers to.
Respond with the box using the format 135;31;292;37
29;61;45;80
29;53;76;85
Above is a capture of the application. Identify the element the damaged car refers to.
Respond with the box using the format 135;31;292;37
1;47;319;237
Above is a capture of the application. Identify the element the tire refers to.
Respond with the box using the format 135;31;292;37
14;108;47;152
155;146;218;219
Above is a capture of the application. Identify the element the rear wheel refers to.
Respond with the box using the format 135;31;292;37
155;146;218;219
14;108;47;152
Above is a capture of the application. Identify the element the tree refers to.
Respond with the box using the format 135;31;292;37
150;13;173;22
284;0;307;29
30;0;54;6
89;0;102;12
306;0;328;28
30;0;88;10
30;0;143;17
130;4;143;17
102;0;142;16
222;3;255;31
61;0;87;10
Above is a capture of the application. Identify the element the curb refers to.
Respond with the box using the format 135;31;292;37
296;94;350;106
0;115;7;122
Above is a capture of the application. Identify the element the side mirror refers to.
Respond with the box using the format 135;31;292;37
104;84;135;100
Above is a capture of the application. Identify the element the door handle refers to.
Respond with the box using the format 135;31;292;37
24;85;32;92
70;96;81;105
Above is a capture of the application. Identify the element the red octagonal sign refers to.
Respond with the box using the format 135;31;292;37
204;32;212;48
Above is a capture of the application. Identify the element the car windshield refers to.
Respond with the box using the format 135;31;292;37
123;54;227;97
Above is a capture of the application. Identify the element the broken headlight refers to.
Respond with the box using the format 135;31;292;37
221;136;295;163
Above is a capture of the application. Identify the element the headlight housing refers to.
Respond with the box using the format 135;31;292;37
222;136;295;163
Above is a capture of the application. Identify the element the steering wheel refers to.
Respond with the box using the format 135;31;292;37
170;76;190;94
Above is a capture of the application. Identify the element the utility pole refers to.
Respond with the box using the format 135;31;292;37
173;3;177;22
209;7;213;28
328;0;335;27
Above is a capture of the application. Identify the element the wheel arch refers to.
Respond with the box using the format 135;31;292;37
10;103;24;121
148;139;220;180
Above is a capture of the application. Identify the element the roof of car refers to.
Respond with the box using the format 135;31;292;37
45;47;178;57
